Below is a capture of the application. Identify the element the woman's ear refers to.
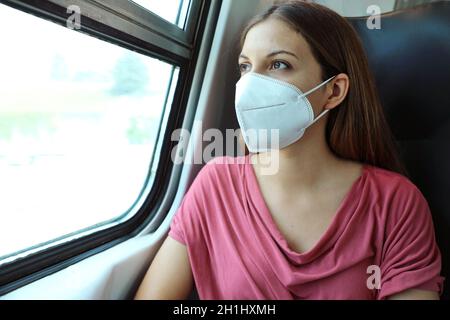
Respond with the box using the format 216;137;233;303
325;73;349;110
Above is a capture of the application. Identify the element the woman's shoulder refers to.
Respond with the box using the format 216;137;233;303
198;155;248;176
364;164;430;216
190;155;248;189
205;155;249;166
365;164;419;191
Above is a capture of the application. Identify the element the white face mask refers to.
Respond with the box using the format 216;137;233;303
235;72;336;153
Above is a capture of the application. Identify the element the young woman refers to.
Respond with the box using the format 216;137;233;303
135;1;444;300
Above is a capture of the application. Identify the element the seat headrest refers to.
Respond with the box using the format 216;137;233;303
348;1;450;141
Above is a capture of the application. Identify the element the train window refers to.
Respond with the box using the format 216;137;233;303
0;2;178;263
0;0;212;294
132;0;191;28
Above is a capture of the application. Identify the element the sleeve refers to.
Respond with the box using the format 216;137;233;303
378;182;445;299
168;195;189;245
168;160;218;246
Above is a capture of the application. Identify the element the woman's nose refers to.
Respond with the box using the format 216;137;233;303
247;64;268;76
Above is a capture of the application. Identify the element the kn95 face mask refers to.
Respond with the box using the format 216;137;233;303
235;72;336;153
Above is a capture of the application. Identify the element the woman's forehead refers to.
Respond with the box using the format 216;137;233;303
241;18;310;60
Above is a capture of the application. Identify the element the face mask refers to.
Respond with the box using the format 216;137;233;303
235;73;336;153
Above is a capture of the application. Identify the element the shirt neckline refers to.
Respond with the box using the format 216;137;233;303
244;153;370;264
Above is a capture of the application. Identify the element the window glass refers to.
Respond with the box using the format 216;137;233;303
0;3;178;261
131;0;191;28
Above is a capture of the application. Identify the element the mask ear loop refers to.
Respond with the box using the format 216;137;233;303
301;75;337;98
310;108;330;125
303;75;337;125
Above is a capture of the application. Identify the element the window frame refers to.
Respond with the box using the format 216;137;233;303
0;0;219;295
93;0;203;44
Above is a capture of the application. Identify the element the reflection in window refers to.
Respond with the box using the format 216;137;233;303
395;0;442;10
313;0;441;16
131;0;191;28
313;0;396;17
0;3;178;261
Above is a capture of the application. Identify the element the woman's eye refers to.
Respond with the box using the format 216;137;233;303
271;61;289;70
239;63;250;73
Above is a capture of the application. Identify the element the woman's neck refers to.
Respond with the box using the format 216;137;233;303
251;126;346;192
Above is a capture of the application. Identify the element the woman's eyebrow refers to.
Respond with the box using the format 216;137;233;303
239;50;299;60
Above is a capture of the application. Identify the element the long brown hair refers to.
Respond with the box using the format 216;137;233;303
239;1;408;176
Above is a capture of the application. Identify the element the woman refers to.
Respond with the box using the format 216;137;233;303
135;1;444;300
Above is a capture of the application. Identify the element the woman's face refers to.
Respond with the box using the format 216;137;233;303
239;17;331;116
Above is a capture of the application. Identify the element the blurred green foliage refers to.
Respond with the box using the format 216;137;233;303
0;113;56;140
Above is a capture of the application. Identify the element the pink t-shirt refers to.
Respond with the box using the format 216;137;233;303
169;155;444;300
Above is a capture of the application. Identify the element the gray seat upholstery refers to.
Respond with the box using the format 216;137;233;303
348;1;450;299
